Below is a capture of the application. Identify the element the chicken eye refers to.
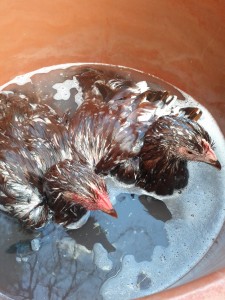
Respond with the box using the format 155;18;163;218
187;150;193;155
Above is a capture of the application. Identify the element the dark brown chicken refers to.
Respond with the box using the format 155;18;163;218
0;93;115;229
69;72;220;196
0;68;221;229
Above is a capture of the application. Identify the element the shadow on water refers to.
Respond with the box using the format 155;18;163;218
139;195;172;222
68;217;116;253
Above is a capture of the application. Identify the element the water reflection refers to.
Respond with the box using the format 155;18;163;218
68;217;116;253
0;191;169;300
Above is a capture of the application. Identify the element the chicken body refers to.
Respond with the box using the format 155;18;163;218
0;93;113;229
69;72;220;195
0;67;221;229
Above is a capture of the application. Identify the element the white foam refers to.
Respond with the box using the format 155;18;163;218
52;76;83;106
93;243;113;271
57;237;91;259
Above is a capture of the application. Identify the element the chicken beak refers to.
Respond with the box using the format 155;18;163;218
96;190;118;218
203;140;221;170
208;159;221;170
103;208;118;218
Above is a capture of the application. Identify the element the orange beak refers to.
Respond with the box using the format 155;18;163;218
95;189;118;218
202;139;221;170
103;208;118;218
209;159;222;170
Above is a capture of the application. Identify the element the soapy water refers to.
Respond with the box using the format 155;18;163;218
0;63;224;300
